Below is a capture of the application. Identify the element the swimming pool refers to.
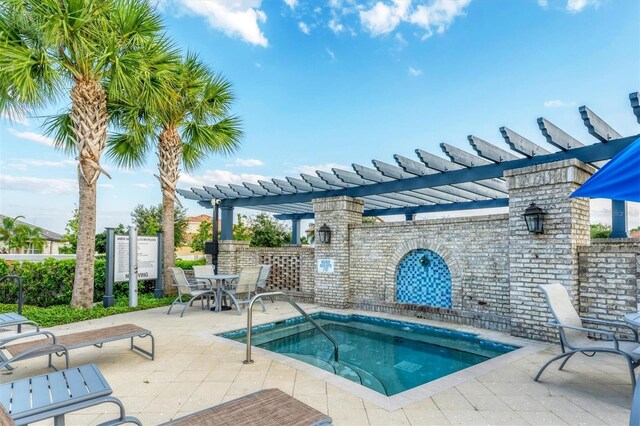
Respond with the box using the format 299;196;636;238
220;313;518;396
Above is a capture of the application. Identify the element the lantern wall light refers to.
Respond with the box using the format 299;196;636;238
317;224;332;244
523;202;546;234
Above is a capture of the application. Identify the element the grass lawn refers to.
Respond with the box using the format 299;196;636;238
0;294;174;327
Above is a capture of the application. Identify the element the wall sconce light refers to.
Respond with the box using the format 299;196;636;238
523;202;546;234
317;224;332;244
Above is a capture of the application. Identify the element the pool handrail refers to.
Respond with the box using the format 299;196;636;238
244;291;339;364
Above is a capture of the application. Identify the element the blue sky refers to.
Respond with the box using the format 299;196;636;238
1;0;639;234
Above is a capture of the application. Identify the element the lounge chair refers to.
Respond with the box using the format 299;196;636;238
161;388;332;426
0;313;39;333
0;323;154;370
256;264;274;302
222;266;264;315
0;364;140;425
167;267;217;317
534;283;640;388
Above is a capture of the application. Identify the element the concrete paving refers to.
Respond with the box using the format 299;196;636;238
1;302;632;425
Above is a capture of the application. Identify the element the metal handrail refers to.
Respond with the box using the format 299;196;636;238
244;291;339;364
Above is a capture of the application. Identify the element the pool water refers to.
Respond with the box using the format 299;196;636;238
221;313;518;396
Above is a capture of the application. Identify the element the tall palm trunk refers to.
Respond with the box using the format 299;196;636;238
70;78;108;308
158;126;182;295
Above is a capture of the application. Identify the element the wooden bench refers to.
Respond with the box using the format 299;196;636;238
162;388;332;426
0;364;140;425
0;324;154;370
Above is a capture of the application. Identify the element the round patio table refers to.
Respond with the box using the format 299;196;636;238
197;273;239;312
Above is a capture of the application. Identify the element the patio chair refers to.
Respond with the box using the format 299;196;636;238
256;264;274;303
534;283;640;388
0;364;141;425
222;266;264;315
167;267;217;317
192;265;215;290
161;388;332;426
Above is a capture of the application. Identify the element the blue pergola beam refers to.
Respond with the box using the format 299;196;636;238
203;185;231;199
222;135;638;209
315;170;408;208
611;200;628;238
580;105;622;142
274;198;510;220
500;127;551;157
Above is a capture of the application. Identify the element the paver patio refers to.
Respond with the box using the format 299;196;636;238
2;302;632;425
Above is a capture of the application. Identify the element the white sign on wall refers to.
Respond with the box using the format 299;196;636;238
317;259;335;274
114;235;158;282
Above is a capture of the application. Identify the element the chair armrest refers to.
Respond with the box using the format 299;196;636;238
581;317;639;340
194;279;213;289
550;323;619;350
0;330;57;347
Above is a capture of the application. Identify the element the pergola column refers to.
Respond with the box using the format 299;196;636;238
220;205;234;240
404;213;416;221
611;200;628;238
291;218;301;245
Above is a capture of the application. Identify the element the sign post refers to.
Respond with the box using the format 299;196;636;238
128;226;138;307
103;228;115;308
154;231;164;298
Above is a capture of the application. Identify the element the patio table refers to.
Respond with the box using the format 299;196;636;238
197;274;239;312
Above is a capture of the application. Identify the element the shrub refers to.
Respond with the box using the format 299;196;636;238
0;258;158;307
175;259;206;270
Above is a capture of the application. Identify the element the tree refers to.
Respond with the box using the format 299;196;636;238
59;209;79;254
590;224;612;239
190;221;212;252
250;213;291;247
23;226;45;254
95;224;127;254
131;204;188;247
0;0;170;307
233;214;253;242
0;216;45;253
108;55;242;294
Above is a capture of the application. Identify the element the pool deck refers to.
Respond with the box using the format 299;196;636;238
2;301;632;425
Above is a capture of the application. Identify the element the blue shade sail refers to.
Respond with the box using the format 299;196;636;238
571;137;640;202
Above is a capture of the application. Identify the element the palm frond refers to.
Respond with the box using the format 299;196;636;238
43;110;77;155
106;132;151;169
181;116;243;173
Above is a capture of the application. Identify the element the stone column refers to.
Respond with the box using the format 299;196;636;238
313;196;364;308
506;159;593;341
217;240;250;274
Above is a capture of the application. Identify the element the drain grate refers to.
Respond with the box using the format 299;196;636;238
393;361;422;372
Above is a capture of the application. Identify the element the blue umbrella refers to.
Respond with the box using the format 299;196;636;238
570;137;640;202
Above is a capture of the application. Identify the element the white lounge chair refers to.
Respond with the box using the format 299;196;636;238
167;267;216;317
534;283;640;388
222;266;264;315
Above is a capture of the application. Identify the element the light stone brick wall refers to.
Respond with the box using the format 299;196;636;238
313;196;364;308
506;159;593;341
579;239;640;321
348;214;511;330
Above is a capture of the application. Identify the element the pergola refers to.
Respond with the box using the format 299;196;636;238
179;92;640;243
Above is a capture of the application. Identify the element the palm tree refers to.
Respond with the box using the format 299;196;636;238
22;226;45;254
108;54;242;294
0;215;26;253
0;0;170;307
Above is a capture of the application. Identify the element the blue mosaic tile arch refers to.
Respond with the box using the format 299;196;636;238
395;249;452;308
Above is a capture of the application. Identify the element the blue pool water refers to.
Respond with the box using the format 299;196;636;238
221;313;518;396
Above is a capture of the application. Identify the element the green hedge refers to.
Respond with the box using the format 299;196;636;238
175;258;206;269
0;258;156;307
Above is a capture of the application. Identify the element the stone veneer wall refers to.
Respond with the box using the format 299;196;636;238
348;214;511;331
506;159;593;341
579;239;640;321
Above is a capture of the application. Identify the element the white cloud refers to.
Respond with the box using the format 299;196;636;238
408;0;472;40
538;0;548;7
284;0;297;9
544;99;575;108
0;174;76;194
328;18;344;33
359;0;471;40
98;183;114;189
326;48;336;61
8;129;55;147
175;0;268;47
233;158;265;167
255;62;262;68
567;0;598;13
4;158;76;171
179;169;269;188
298;21;311;34
408;66;422;77
359;0;410;36
134;183;155;189
1;111;29;126
294;163;350;176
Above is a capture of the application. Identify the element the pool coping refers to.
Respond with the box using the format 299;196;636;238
212;307;547;411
